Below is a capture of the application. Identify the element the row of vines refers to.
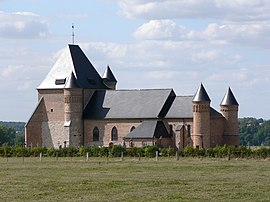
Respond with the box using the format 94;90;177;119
0;145;270;159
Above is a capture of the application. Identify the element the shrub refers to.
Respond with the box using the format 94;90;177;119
144;145;159;158
110;145;126;157
126;147;143;157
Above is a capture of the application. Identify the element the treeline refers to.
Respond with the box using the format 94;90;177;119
239;118;270;146
0;125;24;146
0;145;270;159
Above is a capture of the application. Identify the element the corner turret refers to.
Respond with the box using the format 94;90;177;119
192;83;211;148
220;87;240;146
102;65;117;90
64;72;83;147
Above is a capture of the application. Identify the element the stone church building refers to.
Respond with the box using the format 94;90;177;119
25;44;240;149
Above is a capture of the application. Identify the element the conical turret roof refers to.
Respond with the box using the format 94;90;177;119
64;72;79;89
102;65;117;82
193;83;211;102
220;87;239;106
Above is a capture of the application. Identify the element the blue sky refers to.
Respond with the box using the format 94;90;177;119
0;0;270;121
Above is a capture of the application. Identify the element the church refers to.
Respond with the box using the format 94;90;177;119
25;44;240;149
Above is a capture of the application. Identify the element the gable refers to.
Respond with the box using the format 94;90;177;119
125;120;171;139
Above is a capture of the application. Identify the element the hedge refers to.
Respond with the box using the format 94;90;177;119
0;145;270;159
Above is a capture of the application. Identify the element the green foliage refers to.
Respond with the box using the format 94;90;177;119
0;123;24;146
126;147;144;157
160;147;176;157
110;145;126;157
143;145;159;157
0;145;270;159
239;118;270;146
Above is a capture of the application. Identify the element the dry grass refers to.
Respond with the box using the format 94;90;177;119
0;157;270;201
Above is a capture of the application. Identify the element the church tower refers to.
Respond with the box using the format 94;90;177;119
220;87;240;146
64;72;83;147
192;83;211;148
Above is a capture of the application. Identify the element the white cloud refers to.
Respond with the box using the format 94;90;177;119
194;22;270;48
117;0;270;21
0;11;48;39
133;19;188;40
0;65;23;78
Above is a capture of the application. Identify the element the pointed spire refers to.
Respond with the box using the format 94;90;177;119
193;83;211;102
220;87;239;106
102;65;117;82
64;72;79;89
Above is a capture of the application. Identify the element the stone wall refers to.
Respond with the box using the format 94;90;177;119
210;117;224;147
38;89;65;148
25;98;45;147
192;101;210;148
84;119;142;147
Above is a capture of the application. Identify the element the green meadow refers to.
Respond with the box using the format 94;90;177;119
0;157;269;201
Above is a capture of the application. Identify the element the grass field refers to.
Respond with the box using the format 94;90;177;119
0;157;270;202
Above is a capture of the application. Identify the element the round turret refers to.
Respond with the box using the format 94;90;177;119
220;87;240;146
64;72;83;147
192;83;211;148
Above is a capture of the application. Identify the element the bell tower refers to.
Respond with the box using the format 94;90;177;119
192;83;211;148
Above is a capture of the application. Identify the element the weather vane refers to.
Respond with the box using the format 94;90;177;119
72;23;75;44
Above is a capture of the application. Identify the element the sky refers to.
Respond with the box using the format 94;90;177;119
0;0;269;121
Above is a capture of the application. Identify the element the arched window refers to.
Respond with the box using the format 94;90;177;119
93;127;99;141
111;126;118;141
130;126;135;132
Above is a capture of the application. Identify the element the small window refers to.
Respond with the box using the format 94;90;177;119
55;78;66;85
93;127;99;142
187;125;191;137
169;124;173;135
130;126;135;132
111;126;118;141
51;109;53;112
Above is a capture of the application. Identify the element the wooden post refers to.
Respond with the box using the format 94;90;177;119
176;151;179;161
56;152;59;161
39;153;42;162
155;151;158;161
121;152;123;161
86;152;89;161
138;153;141;161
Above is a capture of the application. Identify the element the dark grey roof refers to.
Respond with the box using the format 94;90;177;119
220;87;239;106
125;120;170;139
102;65;117;82
38;44;108;89
210;107;223;118
165;96;193;118
193;83;211;102
64;72;79;89
83;89;175;119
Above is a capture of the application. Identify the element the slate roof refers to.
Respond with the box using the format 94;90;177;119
64;72;79;89
193;83;211;102
125;120;170;139
102;65;117;82
83;89;175;119
210;108;223;118
165;96;193;118
38;44;108;89
220;87;239;106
